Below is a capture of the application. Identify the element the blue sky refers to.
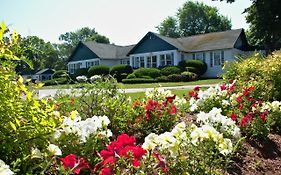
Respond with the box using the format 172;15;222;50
1;0;252;45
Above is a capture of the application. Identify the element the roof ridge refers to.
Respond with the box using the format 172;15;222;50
178;28;243;39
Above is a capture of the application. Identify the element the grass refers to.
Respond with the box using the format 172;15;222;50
40;79;223;89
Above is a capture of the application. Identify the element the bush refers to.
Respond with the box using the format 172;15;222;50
74;68;88;78
178;60;189;71
134;68;161;79
52;70;68;79
110;64;133;82
160;66;182;76
88;65;110;77
122;78;155;84
181;71;198;81
43;77;69;86
155;76;169;82
167;74;184;82
126;73;136;79
186;66;199;74
223;51;281;101
186;60;207;76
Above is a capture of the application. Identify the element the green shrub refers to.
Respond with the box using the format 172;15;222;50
141;75;152;79
181;71;198;81
178;60;189;71
43;77;69;86
160;66;182;76
134;68;161;79
52;70;68;79
122;78;155;84
74;68;88;78
88;65;110;77
126;73;136;79
223;51;281;101
186;66;199;74
186;60;207;76
167;74;183;82
110;64;133;82
155;76;169;82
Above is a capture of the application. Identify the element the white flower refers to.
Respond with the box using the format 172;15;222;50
76;75;88;82
0;160;14;175
31;147;42;159
90;75;101;82
53;130;62;139
157;132;177;150
47;144;62;156
142;133;158;150
222;100;230;106
218;138;233;155
271;101;281;111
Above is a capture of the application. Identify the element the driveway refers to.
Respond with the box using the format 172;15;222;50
37;84;217;99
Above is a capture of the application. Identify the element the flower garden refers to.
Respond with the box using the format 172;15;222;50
2;23;281;175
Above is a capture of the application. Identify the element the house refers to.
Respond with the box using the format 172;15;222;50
128;29;256;77
67;29;258;77
32;68;55;81
67;41;135;74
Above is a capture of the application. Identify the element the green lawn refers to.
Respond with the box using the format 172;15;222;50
40;79;223;89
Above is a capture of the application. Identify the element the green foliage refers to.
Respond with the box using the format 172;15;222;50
177;60;189;71
181;71;198;81
126;73;136;79
122;78;155;84
88;65;110;76
186;60;207;76
74;68;88;78
110;64;133;82
156;16;181;37
157;1;232;37
134;68;161;79
52;70;68;79
186;66;199;74
43;77;69;86
160;66;182;76
223;52;281;101
167;74;184;82
155;76;169;82
0;22;60;173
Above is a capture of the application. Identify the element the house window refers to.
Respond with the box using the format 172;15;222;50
69;64;75;74
181;54;184;61
203;53;206;63
140;57;145;67
210;52;213;67
160;54;165;66
192;54;195;60
214;51;221;66
135;57;140;67
221;50;225;66
166;53;174;66
147;56;152;68
132;56;135;67
152;56;157;67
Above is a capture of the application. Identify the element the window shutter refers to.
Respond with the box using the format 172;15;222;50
210;52;213;67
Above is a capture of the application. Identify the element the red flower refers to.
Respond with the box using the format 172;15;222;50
260;112;268;122
166;95;176;103
231;112;237;121
194;86;200;91
240;113;253;127
60;154;89;174
220;84;227;91
116;133;136;146
170;105;177;115
248;86;255;91
132;159;141;167
99;168;113;175
238;103;244;110
229;79;234;84
229;85;235;92
189;91;198;99
236;95;243;103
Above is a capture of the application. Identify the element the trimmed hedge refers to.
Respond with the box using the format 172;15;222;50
155;76;169;82
122;78;155;84
160;66;182;76
134;68;161;79
167;74;184;82
178;60;189;71
88;65;110;77
181;71;198;82
186;60;207;76
186;66;199;74
74;68;88;78
126;73;136;79
110;64;133;82
43;77;69;86
52;70;68;79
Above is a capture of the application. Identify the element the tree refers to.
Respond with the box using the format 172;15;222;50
214;0;281;52
156;16;181;37
17;36;61;73
57;27;110;62
157;1;231;37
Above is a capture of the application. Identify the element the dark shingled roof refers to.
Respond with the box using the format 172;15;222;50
151;29;244;52
35;68;54;75
83;42;135;59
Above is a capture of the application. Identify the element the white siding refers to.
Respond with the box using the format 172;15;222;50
100;59;121;67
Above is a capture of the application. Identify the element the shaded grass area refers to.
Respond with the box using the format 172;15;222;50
40;79;223;89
